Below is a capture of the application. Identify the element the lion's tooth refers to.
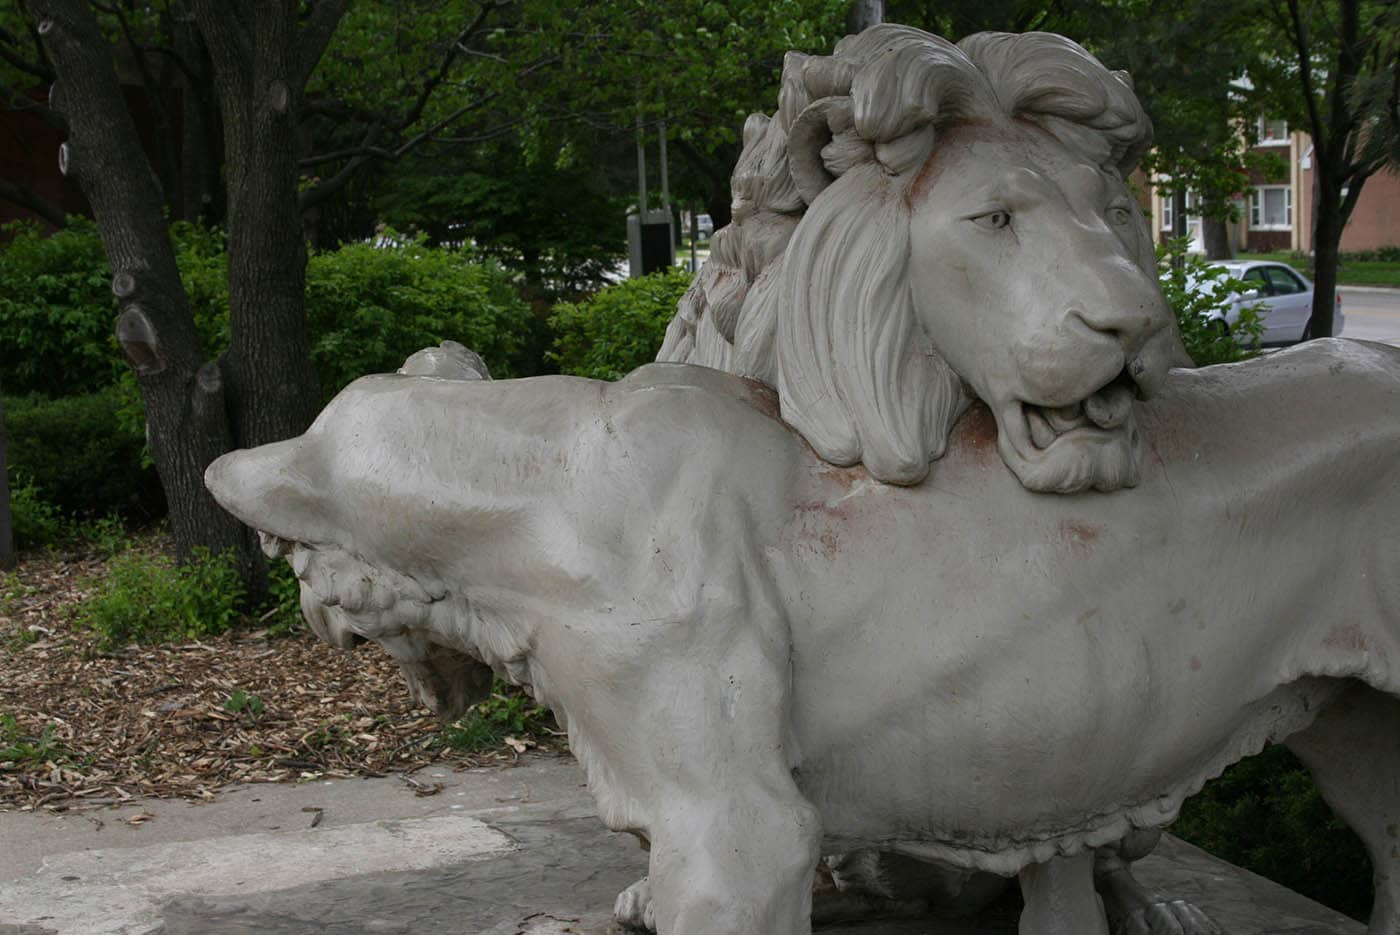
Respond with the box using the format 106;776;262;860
1085;385;1133;430
1026;408;1057;449
290;547;311;577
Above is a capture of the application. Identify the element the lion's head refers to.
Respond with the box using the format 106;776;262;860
659;27;1189;494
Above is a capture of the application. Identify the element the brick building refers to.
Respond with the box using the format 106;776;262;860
1150;116;1400;255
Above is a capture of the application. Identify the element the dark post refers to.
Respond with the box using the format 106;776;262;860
846;0;884;33
0;389;15;570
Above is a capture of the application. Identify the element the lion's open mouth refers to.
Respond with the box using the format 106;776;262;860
1019;367;1139;451
992;365;1145;494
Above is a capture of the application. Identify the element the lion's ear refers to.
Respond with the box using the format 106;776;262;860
205;437;338;547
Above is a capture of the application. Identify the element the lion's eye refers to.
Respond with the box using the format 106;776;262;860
1107;205;1133;226
972;210;1011;230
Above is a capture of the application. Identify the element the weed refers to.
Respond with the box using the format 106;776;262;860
438;682;551;754
74;514;129;558
0;713;69;765
224;689;266;719
263;561;305;636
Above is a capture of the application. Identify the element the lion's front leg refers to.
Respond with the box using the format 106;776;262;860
613;606;821;935
1018;851;1109;935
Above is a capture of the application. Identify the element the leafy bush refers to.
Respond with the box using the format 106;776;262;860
3;389;157;518
78;547;245;647
7;474;64;550
1157;238;1265;367
305;234;536;396
0;219;121;397
548;268;692;380
1173;745;1372;921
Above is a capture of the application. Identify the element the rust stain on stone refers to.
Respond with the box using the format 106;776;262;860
1058;519;1102;559
952;402;999;464
1324;622;1371;654
1189;656;1202;672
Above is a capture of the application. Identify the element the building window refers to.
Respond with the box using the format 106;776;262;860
1250;186;1292;229
1257;116;1289;146
1159;190;1198;230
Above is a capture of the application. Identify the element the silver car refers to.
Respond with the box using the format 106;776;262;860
1206;260;1345;346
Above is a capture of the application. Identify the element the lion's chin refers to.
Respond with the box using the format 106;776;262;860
994;398;1143;494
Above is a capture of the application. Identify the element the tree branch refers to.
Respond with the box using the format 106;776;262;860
299;92;500;167
0;80;66;131
0;25;52;81
297;0;350;86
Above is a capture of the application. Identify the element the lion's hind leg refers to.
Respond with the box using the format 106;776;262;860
1094;831;1220;935
1285;681;1400;935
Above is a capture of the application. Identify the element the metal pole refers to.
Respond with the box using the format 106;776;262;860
636;112;648;218
690;206;699;272
659;119;670;212
0;388;15;570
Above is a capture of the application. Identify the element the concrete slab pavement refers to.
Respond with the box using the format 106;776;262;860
0;756;1364;934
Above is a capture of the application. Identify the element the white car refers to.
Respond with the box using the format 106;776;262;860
1205;260;1344;346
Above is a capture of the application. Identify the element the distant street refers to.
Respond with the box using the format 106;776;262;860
1339;287;1400;346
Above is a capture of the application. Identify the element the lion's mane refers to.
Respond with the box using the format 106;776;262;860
657;26;1153;485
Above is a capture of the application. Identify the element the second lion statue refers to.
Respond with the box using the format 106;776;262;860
206;27;1400;935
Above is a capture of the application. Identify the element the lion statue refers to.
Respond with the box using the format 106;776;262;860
205;26;1400;935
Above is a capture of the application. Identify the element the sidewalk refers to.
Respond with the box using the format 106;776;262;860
0;755;1363;934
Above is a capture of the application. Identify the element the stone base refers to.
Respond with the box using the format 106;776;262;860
0;758;1363;935
154;818;1360;935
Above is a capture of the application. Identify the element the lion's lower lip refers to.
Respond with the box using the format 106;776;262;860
1016;367;1138;450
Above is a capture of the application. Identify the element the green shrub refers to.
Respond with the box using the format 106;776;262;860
78;547;245;647
3;389;156;518
7;474;64;550
1157;238;1265;367
1173;745;1372;921
547;268;693;380
0;219;121;397
305;234;536;397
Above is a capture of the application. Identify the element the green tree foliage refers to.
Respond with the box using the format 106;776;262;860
548;268;692;380
1173;745;1373;921
373;134;629;298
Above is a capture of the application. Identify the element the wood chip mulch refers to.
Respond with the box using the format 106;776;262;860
0;548;563;813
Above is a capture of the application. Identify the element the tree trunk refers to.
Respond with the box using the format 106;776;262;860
196;1;319;448
1308;184;1341;339
0;390;14;571
31;0;258;580
1171;189;1187;241
1202;216;1231;259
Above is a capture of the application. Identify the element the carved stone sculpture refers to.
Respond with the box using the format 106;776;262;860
205;26;1400;935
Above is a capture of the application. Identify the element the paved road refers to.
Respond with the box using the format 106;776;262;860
1339;286;1400;345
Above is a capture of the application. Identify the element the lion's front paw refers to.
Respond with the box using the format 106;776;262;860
613;876;656;932
1111;900;1221;935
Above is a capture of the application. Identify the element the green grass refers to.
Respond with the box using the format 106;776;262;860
1239;251;1400;287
